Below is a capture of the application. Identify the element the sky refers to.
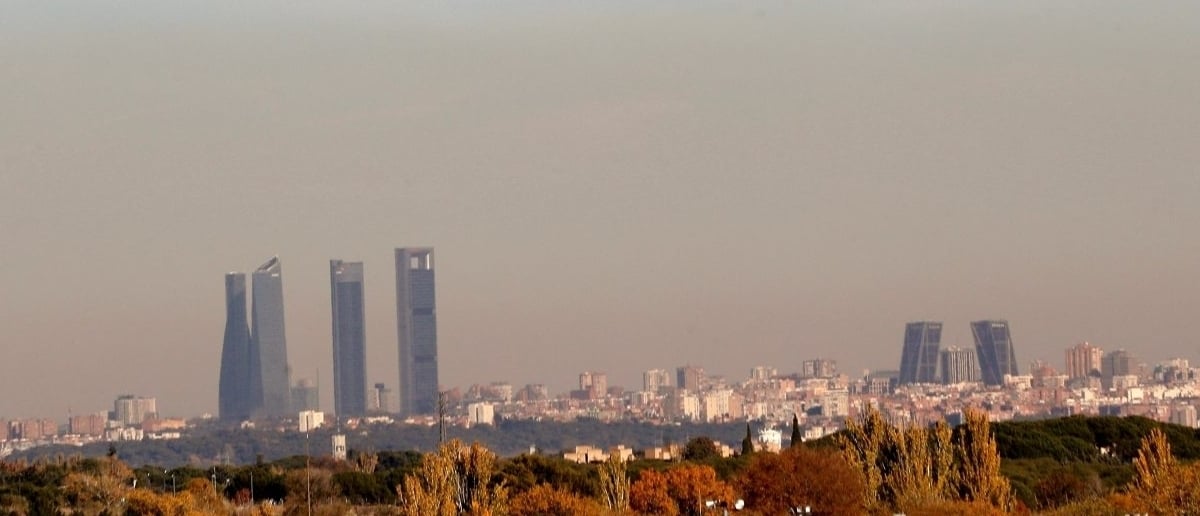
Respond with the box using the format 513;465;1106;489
2;1;1199;419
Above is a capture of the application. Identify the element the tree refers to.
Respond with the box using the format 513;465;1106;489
630;469;678;516
741;424;754;456
398;439;508;516
1128;427;1200;513
510;484;601;516
682;437;719;462
834;405;889;511
1033;469;1089;510
955;410;1014;510
736;446;863;515
62;455;133;515
790;414;801;449
663;464;734;516
930;420;956;500
886;425;938;510
598;454;630;512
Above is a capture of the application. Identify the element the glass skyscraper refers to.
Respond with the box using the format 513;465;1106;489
252;256;290;418
331;260;367;417
898;321;942;385
972;319;1020;386
219;258;293;422
219;273;255;421
395;248;438;416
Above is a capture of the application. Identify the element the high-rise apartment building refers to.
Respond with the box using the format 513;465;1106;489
898;321;942;385
252;257;291;418
395;248;439;417
1102;349;1137;390
69;413;107;437
676;365;705;391
940;347;978;384
219;273;255;421
749;366;777;382
579;371;608;399
1066;342;1104;380
972;320;1020;386
331;260;367;417
644;369;672;392
114;395;157;427
802;359;838;379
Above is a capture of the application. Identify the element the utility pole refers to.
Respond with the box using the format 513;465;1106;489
438;391;447;444
305;431;312;516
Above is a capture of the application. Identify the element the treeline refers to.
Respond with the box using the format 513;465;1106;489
6;414;1200;514
10;419;749;468
993;415;1200;462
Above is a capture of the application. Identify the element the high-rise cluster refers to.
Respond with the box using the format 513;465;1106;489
896;319;1019;387
331;248;440;418
219;257;291;421
223;249;440;421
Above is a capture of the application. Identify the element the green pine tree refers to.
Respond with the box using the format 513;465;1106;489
790;414;802;448
742;423;755;455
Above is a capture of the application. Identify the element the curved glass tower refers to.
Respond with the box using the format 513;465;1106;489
219;273;255;421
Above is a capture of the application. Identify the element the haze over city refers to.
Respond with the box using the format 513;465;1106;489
2;1;1199;419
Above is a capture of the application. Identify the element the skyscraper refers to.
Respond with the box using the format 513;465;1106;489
972;320;1020;386
1065;342;1103;380
252;256;290;418
219;273;255;421
331;260;367;417
395;248;438;417
898;321;942;385
939;346;978;384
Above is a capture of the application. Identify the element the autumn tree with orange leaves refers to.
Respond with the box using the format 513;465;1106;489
631;464;732;516
736;445;863;515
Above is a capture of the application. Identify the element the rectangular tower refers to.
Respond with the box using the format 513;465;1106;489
939;346;978;384
972;320;1019;386
643;369;672;392
252;256;291;418
1065;342;1104;380
898;322;942;385
330;260;367;417
395;248;438;417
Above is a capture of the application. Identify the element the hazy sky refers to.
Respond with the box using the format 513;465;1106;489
2;1;1199;418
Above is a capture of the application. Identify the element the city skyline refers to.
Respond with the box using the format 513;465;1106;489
3;1;1199;417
